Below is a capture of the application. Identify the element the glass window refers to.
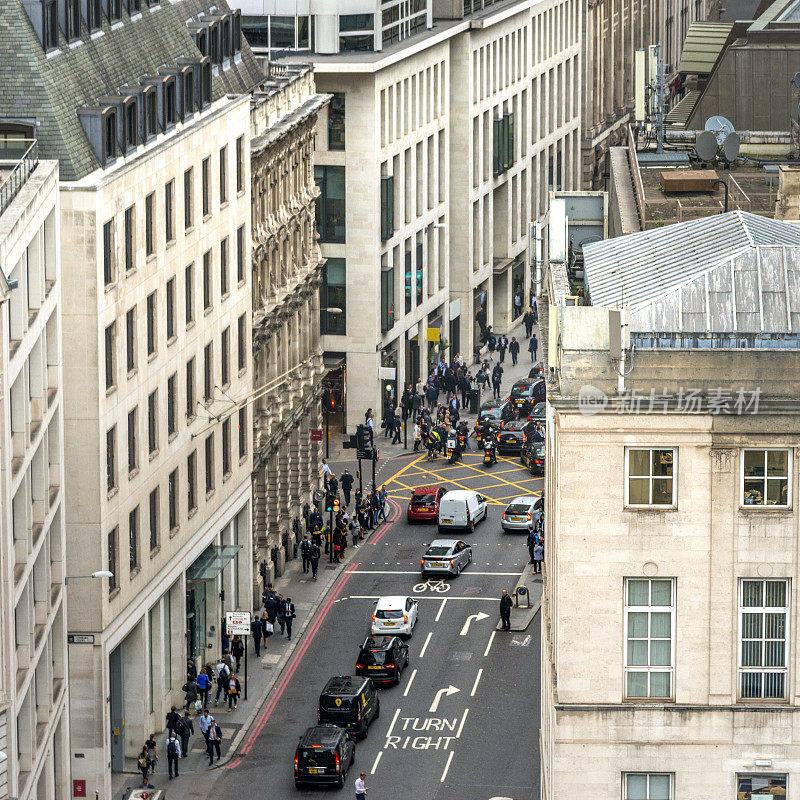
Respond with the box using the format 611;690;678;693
736;774;787;800
623;773;672;800
321;259;346;336
742;449;790;507
297;16;310;48
381;263;394;333
339;14;374;31
626;448;675;507
107;527;117;594
328;93;345;151
339;34;374;52
739;579;788;700
270;16;295;49
624;579;674;699
380;174;394;240
404;248;412;314
314;166;345;243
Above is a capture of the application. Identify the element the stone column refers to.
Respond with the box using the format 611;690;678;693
287;424;301;530
299;411;312;503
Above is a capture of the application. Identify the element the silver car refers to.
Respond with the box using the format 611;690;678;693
501;496;540;533
420;539;473;578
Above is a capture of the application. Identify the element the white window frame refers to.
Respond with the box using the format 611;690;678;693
624;447;676;508
621;772;674;800
623;578;675;700
738;578;789;701
740;448;792;509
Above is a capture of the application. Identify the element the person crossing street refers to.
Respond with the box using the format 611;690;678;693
340;469;354;507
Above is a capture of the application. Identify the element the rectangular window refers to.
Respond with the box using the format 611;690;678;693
221;327;230;387
167;373;177;436
739;579;788;700
145;192;155;256
147;390;158;455
149;487;159;552
236;135;244;192
129;506;139;573
186;357;195;419
127;407;138;474
103;220;115;286
624;578;674;699
622;773;673;800
404;248;412;314
380;175;394;241
125;307;137;373
104;322;116;390
237;313;246;372
203;342;213;402
187;450;197;513
236;225;245;283
220;237;229;297
314;165;346;243
168;468;178;531
625;448;675;507
124;205;135;272
184;168;193;230
381;263;394;333
165;180;175;243
736;774;787;800
328;93;345;150
222;416;231;476
106;426;117;492
108;527;118;594
742;449;790;507
146;291;157;356
321;259;346;335
185;263;194;325
238;406;247;460
205;433;215;494
201;157;210;217
166;277;176;341
219;145;228;204
203;250;212;311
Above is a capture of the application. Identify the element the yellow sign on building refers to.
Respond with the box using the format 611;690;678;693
426;327;440;342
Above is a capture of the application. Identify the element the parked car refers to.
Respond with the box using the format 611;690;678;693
370;595;419;638
355;636;410;685
406;485;445;523
420;539;473;578
438;490;488;532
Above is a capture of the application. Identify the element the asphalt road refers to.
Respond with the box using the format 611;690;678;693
214;451;543;800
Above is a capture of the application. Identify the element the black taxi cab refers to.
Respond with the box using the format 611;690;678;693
318;675;379;738
355;636;410;685
294;724;355;789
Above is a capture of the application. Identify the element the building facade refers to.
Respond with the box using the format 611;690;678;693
0;151;69;800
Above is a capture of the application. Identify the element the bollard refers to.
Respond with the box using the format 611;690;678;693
514;585;530;608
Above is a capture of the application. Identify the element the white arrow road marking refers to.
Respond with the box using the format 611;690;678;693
460;611;490;636
429;684;460;713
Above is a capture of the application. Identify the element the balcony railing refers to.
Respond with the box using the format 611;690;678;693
0;139;38;216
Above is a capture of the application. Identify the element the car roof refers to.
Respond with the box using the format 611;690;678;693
321;676;370;696
480;399;504;408
505;496;538;506
428;538;460;548
411;485;441;494
441;490;479;500
360;635;398;651
503;419;532;430
298;725;345;748
375;595;409;608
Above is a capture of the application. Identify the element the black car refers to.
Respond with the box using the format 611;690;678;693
294;724;355;789
509;379;546;415
497;419;536;454
529;362;545;380
355;636;410;685
475;400;514;444
527;401;546;423
521;439;545;475
318;676;380;738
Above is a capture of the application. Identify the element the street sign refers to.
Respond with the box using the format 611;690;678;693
311;429;323;441
68;634;94;644
426;327;440;342
378;366;396;379
226;611;251;635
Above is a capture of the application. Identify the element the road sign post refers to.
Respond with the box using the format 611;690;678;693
226;612;251;699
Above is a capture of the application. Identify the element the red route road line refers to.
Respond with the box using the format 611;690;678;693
367;498;402;545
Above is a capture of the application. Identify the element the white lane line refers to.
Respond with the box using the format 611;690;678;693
419;631;433;658
352;570;521;576
349;595;501;602
386;707;401;738
403;668;418;697
456;707;470;738
470;668;483;697
484;630;496;657
440;750;455;783
370;752;383;774
435;598;448;621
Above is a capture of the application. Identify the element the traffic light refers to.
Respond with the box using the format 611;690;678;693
332;497;340;513
324;494;334;513
356;425;373;460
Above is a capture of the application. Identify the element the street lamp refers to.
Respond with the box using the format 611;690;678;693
64;570;114;585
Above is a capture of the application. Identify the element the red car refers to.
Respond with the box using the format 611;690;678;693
406;486;445;523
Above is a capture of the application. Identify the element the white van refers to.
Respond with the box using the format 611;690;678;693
437;490;488;532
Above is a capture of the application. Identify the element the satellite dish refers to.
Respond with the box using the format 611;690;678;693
722;131;741;162
705;115;735;146
792;71;800;89
695;130;719;162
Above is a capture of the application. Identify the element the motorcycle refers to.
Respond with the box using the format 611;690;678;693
483;438;497;467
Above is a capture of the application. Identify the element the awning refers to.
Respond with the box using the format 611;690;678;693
677;22;733;74
493;257;514;274
187;545;241;582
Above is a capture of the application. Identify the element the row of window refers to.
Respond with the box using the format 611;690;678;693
106;406;247;594
625;447;791;508
621;771;785;799
624;578;789;701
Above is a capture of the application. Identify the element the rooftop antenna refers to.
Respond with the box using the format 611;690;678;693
650;44;666;154
635;45;667;153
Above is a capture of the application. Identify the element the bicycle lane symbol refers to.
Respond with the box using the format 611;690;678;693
413;579;450;593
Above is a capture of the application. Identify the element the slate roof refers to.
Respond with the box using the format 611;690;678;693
0;0;264;181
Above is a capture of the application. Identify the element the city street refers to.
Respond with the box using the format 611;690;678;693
214;451;543;800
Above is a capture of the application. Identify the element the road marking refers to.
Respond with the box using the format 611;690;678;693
456;707;470;737
511;634;531;647
470;669;483;697
435;598;447;621
370;752;383;774
429;684;460;713
460;611;490;636
353;570;521;576
440;750;455;783
403;668;418;696
484;630;496;657
347;595;504;602
419;631;433;658
386;707;401;738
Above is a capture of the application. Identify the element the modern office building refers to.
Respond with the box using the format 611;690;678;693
1;1;263;795
541;211;800;800
0;148;69;800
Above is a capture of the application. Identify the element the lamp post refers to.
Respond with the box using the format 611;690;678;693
64;570;114;585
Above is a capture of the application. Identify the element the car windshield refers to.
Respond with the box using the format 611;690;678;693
376;609;403;619
480;409;501;420
411;493;437;504
506;504;530;514
426;547;451;556
320;696;352;711
534;445;545;456
511;384;531;398
298;748;337;766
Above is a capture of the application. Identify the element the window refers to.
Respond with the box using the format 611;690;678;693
125;307;137;373
104;322;116;390
165;180;175;243
147;390;158;455
66;0;81;41
221;327;230;387
314;165;345;243
185;263;194;325
203;342;213;402
321;259;346;335
103;219;115;286
145;192;155;256
236;225;245;283
739;579;788;700
493;113;515;175
736;774;787;800
622;773;672;800
87;0;102;31
108;0;122;22
146;291;157;356
203;250;212;311
625;448;674;507
104;111;117;162
167;373;177;436
222;416;231;476
165;79;177;127
168;468;178;531
201;157;210;217
187;450;197;513
124;101;137;152
184;168;193;230
328;93;345;150
236;136;244;193
166;277;176;341
146;91;158;139
149;488;159;552
205;433;215;494
106;426;117;492
624;578;674;699
124;206;135;272
127;407;138;474
237;313;246;372
108;528;118;594
339;34;374;52
238;406;247;460
220;237;229;297
380;175;394;240
183;71;194;116
219;145;228;204
381;262;394;332
129;506;139;573
339;13;374;31
742;449;790;507
43;0;58;51
186;357;195;419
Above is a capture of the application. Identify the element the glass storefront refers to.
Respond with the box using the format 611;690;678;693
511;259;525;321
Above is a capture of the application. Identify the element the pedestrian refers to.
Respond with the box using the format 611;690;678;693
198;709;214;743
413;418;422;452
498;335;508;363
401;383;413;420
382;405;393;438
264;591;279;625
182;678;198;713
179;712;194;757
341;469;354;507
308;507;323;532
487;328;496;360
165;705;181;735
321;457;333;488
533;541;544;574
196;668;210;707
370;489;381;527
186;659;197;682
138;745;152;787
509;336;520;366
500;589;513;631
285;597;296;640
392;406;402;444
491;364;503;400
250;616;262;657
355;771;369;800
527;529;537;565
332;527;342;563
231;634;244;672
529;334;538;362
145;733;158;777
166;731;182;778
227;672;241;711
262;612;274;647
532;297;538;324
214;660;230;706
207;721;222;765
349;516;361;548
523;309;534;338
309;542;320;580
378;484;388;523
276;594;286;635
300;534;311;574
